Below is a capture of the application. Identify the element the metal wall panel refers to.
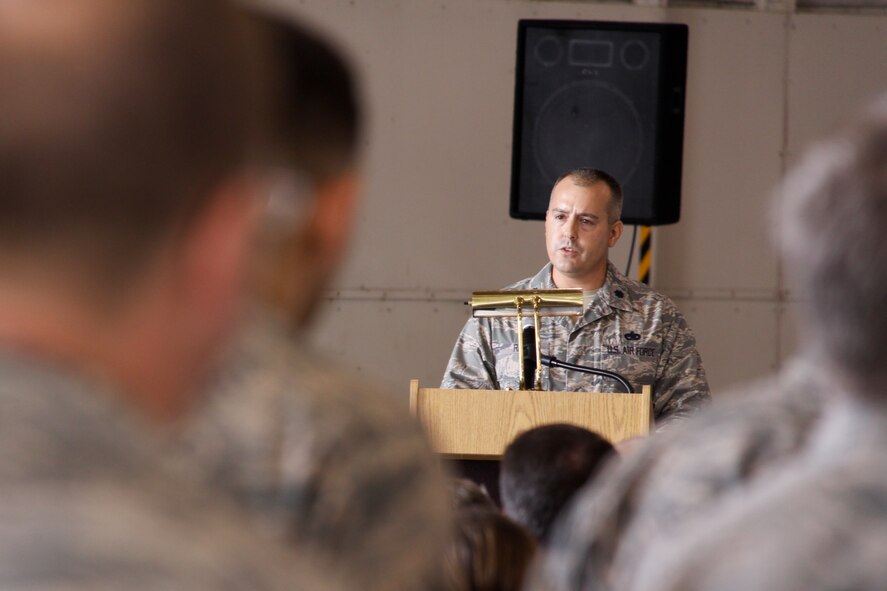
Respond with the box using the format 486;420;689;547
263;0;887;397
779;13;887;296
653;9;785;294
676;299;782;390
309;298;470;395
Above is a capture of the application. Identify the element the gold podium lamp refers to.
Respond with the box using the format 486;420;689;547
468;289;583;390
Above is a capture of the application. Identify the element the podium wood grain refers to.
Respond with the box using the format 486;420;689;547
410;380;651;459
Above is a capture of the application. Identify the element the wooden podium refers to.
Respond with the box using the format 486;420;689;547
409;380;652;459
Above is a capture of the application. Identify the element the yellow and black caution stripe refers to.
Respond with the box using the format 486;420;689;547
638;226;652;285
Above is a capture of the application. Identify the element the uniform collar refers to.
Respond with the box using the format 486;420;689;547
526;263;558;290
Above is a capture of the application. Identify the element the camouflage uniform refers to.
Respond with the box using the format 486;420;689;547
526;356;828;591
625;392;887;591
0;349;335;591
442;262;710;423
173;310;451;591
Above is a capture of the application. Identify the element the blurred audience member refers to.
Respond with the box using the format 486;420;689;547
172;11;450;591
625;98;887;591
444;509;538;591
500;424;614;544
0;1;331;588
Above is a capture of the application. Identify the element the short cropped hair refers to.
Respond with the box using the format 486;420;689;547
554;168;624;223
259;15;362;183
500;423;615;544
0;0;266;286
776;100;887;392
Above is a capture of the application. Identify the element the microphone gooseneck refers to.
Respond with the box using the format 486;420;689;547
540;355;633;393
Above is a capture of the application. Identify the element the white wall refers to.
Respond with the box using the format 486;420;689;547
264;0;887;397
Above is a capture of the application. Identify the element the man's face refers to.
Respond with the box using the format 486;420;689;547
544;179;623;289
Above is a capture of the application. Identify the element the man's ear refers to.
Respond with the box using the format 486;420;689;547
251;170;361;327
608;220;624;248
307;170;361;268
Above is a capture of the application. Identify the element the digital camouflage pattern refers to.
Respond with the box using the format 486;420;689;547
526;356;829;591
173;311;451;591
442;262;710;424
0;350;333;591
625;391;887;591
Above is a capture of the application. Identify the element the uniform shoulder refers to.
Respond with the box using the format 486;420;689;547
610;268;679;310
502;275;537;291
497;263;552;291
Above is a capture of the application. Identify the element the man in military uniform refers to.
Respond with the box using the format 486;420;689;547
529;102;887;591
172;15;450;591
0;2;334;588
442;168;709;423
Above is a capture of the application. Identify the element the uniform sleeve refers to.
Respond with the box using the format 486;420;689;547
440;317;498;389
652;309;710;427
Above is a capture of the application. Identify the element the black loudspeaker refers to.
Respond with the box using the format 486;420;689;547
510;20;688;226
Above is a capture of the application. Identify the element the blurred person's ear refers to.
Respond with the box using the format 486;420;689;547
255;170;361;330
308;169;361;269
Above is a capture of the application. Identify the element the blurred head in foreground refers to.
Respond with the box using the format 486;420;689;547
776;99;887;395
0;0;270;419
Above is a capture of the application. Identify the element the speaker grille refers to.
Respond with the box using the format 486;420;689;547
511;21;688;226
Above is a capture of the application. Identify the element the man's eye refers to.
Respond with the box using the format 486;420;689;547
555;214;566;221
580;218;592;225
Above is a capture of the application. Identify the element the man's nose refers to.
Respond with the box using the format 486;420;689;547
563;217;578;240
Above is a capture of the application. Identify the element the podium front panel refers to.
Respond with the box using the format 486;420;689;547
410;382;651;459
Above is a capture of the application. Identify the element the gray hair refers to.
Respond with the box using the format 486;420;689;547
776;100;887;392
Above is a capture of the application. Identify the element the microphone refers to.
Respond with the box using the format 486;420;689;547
522;317;538;390
540;355;633;393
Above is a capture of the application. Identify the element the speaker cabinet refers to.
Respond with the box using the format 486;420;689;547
510;20;688;226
